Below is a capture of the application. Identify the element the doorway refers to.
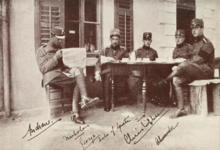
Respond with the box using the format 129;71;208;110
177;0;195;44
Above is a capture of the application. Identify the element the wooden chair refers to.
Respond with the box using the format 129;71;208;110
45;84;72;119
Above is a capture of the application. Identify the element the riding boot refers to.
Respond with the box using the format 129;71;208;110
103;74;111;111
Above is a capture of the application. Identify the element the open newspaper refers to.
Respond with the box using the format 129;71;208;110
62;48;86;77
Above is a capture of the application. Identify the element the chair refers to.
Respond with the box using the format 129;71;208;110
188;57;220;116
45;84;72;118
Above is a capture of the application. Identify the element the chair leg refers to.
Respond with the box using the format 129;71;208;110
45;85;51;119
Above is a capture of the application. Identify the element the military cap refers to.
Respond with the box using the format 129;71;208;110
110;29;120;37
52;25;65;39
143;32;152;40
175;29;185;37
191;18;204;28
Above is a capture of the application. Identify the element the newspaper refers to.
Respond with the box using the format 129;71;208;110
62;48;87;77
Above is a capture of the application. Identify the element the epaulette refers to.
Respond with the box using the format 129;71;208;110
136;47;143;51
36;45;47;55
101;46;110;56
184;43;191;46
119;46;126;50
202;37;208;43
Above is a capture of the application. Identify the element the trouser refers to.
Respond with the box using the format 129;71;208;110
127;76;142;102
101;72;128;108
172;62;211;110
49;68;87;113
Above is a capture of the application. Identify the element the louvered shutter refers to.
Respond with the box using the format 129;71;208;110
115;0;133;52
39;0;64;46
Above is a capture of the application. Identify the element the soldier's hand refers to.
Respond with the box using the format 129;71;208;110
95;71;102;81
54;49;62;60
172;66;177;71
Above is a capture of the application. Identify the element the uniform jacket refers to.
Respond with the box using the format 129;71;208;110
172;43;193;60
95;45;129;73
190;35;215;78
36;45;64;86
136;46;158;60
132;46;158;77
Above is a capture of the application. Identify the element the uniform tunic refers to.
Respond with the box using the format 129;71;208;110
136;46;158;60
175;35;215;81
172;43;193;60
95;45;129;73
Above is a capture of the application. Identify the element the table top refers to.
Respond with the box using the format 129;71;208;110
103;60;183;66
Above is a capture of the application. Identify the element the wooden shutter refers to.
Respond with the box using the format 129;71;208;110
39;0;64;46
115;0;133;52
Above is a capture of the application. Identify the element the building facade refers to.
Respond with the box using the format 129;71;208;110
0;0;219;116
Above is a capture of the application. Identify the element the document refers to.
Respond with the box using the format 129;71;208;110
62;48;87;76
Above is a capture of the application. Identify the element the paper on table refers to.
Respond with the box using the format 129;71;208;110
62;48;86;76
100;56;115;64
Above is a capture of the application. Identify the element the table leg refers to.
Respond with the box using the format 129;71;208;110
111;74;115;112
142;67;147;115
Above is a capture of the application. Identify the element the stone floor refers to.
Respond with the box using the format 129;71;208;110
0;101;219;150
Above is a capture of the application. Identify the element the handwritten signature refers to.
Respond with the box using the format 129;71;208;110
79;132;109;150
123;108;170;144
63;125;89;141
155;122;179;145
22;118;61;141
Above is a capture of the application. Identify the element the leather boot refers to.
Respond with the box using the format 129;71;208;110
103;74;110;112
170;78;186;119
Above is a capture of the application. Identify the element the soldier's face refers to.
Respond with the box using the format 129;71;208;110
175;36;185;45
143;39;152;47
192;27;204;37
52;36;63;48
110;36;120;48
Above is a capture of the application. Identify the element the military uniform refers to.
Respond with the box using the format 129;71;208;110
136;46;158;60
36;25;88;119
172;43;193;60
95;29;129;111
95;45;129;111
173;29;193;60
95;45;129;73
170;19;215;118
128;32;159;104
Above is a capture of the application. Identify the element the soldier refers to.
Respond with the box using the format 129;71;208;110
173;29;193;60
128;32;159;105
170;29;193;106
157;18;215;119
136;32;158;60
94;29;129;111
36;25;100;124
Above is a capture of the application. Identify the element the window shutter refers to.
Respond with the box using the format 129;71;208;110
115;0;133;52
39;0;64;46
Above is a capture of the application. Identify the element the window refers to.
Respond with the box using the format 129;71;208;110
177;0;195;44
115;0;133;52
36;0;102;52
65;0;102;52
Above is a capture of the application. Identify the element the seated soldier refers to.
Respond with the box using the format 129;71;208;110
172;29;193;71
168;29;193;106
94;29;129;112
128;32;159;105
36;25;100;124
173;29;193;60
156;19;215;119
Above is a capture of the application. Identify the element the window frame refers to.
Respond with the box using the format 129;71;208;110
35;0;103;53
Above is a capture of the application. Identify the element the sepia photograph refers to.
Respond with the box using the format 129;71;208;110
0;0;220;150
